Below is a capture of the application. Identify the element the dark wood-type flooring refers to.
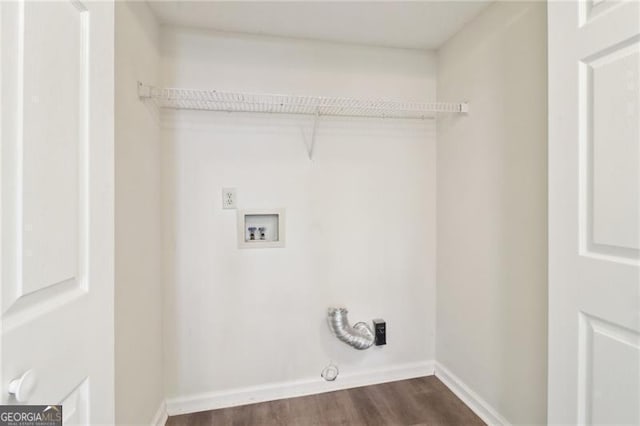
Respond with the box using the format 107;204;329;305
167;376;485;426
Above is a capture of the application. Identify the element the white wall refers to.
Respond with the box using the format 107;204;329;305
160;28;437;402
114;2;165;424
436;2;547;424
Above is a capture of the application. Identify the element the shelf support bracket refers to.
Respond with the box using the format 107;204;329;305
137;81;153;99
307;107;320;160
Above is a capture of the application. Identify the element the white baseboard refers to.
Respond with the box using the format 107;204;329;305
151;400;168;426
166;360;434;416
435;362;511;426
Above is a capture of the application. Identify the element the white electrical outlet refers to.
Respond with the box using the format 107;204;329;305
222;188;237;209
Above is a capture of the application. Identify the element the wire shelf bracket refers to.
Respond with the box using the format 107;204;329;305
138;82;469;159
308;107;320;159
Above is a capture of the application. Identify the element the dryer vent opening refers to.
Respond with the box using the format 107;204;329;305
327;307;375;350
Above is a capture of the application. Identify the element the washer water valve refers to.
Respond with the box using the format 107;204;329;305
248;227;257;241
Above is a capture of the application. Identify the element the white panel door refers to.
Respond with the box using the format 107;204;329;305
548;0;640;424
1;1;114;423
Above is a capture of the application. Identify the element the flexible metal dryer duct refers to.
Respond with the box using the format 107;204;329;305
327;307;375;350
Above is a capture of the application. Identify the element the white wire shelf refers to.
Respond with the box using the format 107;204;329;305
138;83;468;119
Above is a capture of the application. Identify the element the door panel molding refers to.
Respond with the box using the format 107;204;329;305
578;312;640;424
578;34;640;264
3;0;91;325
579;0;625;28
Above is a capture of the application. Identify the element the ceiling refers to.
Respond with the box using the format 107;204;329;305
147;1;492;50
